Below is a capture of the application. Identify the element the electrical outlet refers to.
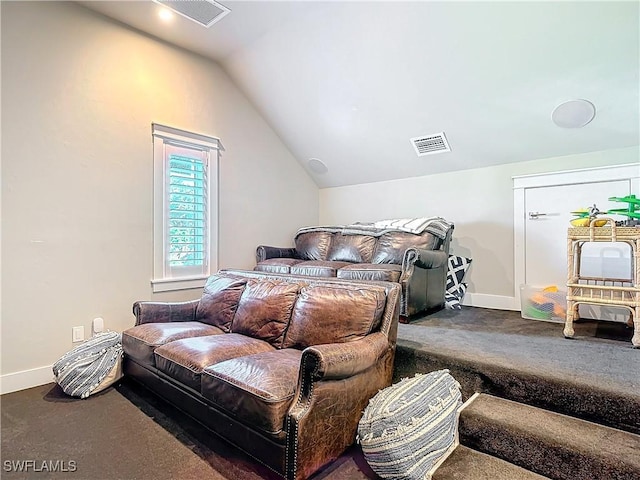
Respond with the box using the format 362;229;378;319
92;317;104;334
72;326;85;343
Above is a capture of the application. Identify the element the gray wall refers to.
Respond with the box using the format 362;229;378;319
320;147;639;303
1;1;318;389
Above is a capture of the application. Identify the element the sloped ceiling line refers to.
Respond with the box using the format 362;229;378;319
79;1;640;188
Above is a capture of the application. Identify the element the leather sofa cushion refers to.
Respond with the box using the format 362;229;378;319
201;349;302;435
254;258;303;274
326;235;377;263
195;275;247;332
154;334;275;391
231;279;300;348
295;232;333;260
290;260;351;277
371;231;439;264
337;263;402;282
283;285;386;349
122;322;223;368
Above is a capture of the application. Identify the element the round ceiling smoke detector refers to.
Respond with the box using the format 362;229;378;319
551;99;596;128
308;158;328;174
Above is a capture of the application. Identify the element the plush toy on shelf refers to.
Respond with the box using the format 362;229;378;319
569;204;607;227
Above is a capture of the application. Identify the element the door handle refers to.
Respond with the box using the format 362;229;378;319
529;212;548;219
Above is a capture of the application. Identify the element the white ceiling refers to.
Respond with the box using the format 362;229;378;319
79;1;640;188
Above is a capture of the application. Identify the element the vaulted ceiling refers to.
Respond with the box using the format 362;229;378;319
79;1;639;188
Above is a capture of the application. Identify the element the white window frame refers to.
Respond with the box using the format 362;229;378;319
151;123;220;293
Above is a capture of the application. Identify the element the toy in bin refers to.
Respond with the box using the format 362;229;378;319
522;285;566;321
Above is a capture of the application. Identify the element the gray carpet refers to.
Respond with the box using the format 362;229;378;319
433;446;548;480
394;307;640;434
0;381;545;480
398;307;638;393
459;394;640;480
0;381;377;480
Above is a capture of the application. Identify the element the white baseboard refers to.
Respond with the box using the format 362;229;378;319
1;366;54;395
462;293;520;311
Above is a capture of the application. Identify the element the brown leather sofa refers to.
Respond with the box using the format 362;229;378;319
255;224;453;318
122;269;400;480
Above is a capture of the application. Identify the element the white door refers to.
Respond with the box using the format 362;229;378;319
524;179;632;320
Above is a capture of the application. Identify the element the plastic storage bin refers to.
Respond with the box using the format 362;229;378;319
520;285;567;323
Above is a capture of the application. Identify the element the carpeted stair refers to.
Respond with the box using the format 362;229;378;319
394;322;640;435
432;445;549;480
393;309;640;480
458;394;640;480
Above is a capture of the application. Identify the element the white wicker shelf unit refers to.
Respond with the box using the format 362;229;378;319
564;218;640;348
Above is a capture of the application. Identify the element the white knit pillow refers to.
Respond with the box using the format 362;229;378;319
357;370;462;479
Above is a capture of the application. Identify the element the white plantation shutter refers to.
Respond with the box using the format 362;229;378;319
166;146;208;276
152;124;221;292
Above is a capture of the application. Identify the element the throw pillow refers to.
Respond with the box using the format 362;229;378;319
445;255;472;309
358;370;463;480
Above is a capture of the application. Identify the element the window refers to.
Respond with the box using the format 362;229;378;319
151;124;220;292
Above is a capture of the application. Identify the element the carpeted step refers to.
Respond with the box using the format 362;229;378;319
433;445;549;480
393;321;640;435
459;393;640;480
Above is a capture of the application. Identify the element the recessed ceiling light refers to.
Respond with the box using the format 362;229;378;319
158;8;174;22
308;158;328;174
552;99;596;128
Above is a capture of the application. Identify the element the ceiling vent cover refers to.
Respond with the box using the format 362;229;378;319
410;132;451;156
153;0;230;28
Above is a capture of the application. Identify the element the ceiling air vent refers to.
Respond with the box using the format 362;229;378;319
410;132;451;156
153;0;230;28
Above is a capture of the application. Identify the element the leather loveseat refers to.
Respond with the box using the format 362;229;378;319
255;220;453;318
122;269;400;480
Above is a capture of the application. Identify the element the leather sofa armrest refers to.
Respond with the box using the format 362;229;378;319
256;245;298;263
301;332;390;381
287;332;395;479
402;247;448;271
132;300;199;326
